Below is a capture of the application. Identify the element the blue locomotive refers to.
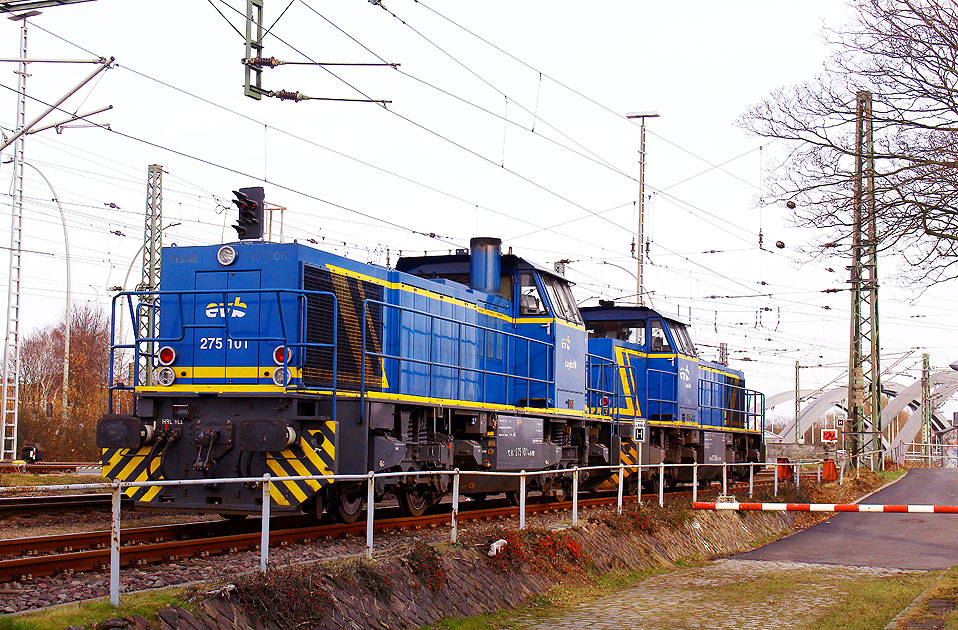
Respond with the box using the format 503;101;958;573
97;235;764;521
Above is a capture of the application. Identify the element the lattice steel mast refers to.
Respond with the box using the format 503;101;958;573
137;165;162;386
847;90;882;467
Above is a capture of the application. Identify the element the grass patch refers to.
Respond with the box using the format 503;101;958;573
892;566;958;629
809;571;939;630
876;467;908;483
708;569;820;606
0;588;197;630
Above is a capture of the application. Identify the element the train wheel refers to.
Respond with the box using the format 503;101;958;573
397;488;431;518
505;489;525;506
331;491;365;524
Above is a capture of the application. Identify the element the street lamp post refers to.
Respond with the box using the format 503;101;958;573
626;111;659;307
18;161;70;421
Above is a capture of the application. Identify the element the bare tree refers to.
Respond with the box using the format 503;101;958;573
17;304;110;460
741;0;958;284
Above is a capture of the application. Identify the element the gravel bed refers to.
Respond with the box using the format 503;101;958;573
0;503;595;614
0;510;222;540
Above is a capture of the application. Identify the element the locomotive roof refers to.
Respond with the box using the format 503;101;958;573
395;252;571;284
579;304;691;327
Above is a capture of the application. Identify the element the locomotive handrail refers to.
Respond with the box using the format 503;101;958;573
358;298;556;417
646;366;679;423
698;378;765;433
107;288;339;422
585;354;641;429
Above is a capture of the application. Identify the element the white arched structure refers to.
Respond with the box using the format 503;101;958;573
769;371;958;449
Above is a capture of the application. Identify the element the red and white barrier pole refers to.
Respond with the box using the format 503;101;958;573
693;501;958;514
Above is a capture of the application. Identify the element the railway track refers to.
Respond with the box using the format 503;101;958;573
0;479;779;582
0;494;132;517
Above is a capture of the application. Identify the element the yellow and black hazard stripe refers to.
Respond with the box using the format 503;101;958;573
101;446;165;502
603;439;640;490
264;421;337;507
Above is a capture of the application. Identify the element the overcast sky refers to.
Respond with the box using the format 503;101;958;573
0;0;954;418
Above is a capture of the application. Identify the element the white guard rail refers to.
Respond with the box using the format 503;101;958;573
4;450;881;607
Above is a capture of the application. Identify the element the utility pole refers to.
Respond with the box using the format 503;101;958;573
0;1;107;460
626;112;659;306
921;353;931;466
846;90;881;468
137;165;162;387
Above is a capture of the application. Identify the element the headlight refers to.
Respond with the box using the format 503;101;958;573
156;367;176;387
272;367;290;387
158;346;176;366
217;245;237;266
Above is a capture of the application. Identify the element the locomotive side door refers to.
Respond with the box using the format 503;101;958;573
513;271;553;407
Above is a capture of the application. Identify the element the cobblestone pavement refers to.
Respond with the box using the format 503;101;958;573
511;559;913;630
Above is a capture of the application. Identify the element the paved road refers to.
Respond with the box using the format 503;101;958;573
735;468;958;570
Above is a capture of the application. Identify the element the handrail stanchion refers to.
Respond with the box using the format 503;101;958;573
722;462;728;496
572;467;579;526
840;456;845;485
519;471;527;530
260;473;271;572
616;464;625;514
637;464;643;505
110;481;121;607
658;462;665;507
692;463;698;503
795;462;800;490
451;469;460;544
774;462;779;496
749;463;754;497
365;471;375;559
817;461;821;484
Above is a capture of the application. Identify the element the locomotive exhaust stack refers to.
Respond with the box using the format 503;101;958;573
469;237;501;294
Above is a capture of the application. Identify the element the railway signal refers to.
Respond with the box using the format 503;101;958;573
232;186;265;240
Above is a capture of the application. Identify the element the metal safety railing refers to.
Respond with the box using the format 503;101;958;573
5;449;885;609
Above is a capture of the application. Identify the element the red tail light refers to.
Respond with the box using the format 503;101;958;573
158;346;176;366
273;345;292;365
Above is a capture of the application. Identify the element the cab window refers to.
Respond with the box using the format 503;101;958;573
542;275;583;324
671;323;696;356
518;273;547;315
650;320;672;353
586;319;646;344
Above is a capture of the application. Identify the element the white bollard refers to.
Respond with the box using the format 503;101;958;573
617;464;625;514
451;469;460;544
260;473;271;572
659;463;665;507
110;481;121;607
692;463;698;503
365;472;375;559
519;470;527;530
572;467;579;527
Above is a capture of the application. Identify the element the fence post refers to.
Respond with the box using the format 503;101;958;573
365;471;375;560
616;464;624;514
519;471;527;530
110;481;121;607
658;462;665;507
795;463;800;490
749;463;754;498
692;463;698;503
637;465;643;505
572;467;579;527
774;462;779;496
722;462;728;496
451;469;460;544
840;457;845;485
817;461;821;484
260;473;271;572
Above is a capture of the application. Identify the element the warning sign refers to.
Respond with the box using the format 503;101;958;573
821;428;839;443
